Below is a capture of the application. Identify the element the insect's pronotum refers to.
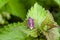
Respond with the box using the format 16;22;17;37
27;17;34;29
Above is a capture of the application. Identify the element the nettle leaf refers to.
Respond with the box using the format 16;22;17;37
0;22;38;40
43;10;58;29
41;10;58;31
22;21;38;37
27;3;47;27
26;3;60;40
0;0;9;9
27;3;57;30
0;22;27;40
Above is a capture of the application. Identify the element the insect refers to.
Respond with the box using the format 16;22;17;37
27;17;34;29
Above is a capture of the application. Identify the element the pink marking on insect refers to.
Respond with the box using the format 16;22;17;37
27;17;34;29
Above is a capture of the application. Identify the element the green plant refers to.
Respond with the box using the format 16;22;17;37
0;0;60;40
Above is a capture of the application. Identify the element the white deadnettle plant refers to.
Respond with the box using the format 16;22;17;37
27;3;60;40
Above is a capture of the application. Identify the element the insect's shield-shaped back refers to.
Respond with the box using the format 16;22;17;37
27;17;34;29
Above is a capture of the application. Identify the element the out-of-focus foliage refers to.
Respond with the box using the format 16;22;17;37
2;12;11;20
1;0;27;20
53;12;60;25
0;14;6;24
54;0;60;6
0;0;9;9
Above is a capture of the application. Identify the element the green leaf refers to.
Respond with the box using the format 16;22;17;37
43;10;55;24
24;28;38;37
0;22;27;40
27;3;56;30
0;0;9;9
0;22;38;40
27;3;47;26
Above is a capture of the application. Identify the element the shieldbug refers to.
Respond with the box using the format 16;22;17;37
27;17;34;29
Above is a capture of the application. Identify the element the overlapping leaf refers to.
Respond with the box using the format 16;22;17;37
27;3;47;26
